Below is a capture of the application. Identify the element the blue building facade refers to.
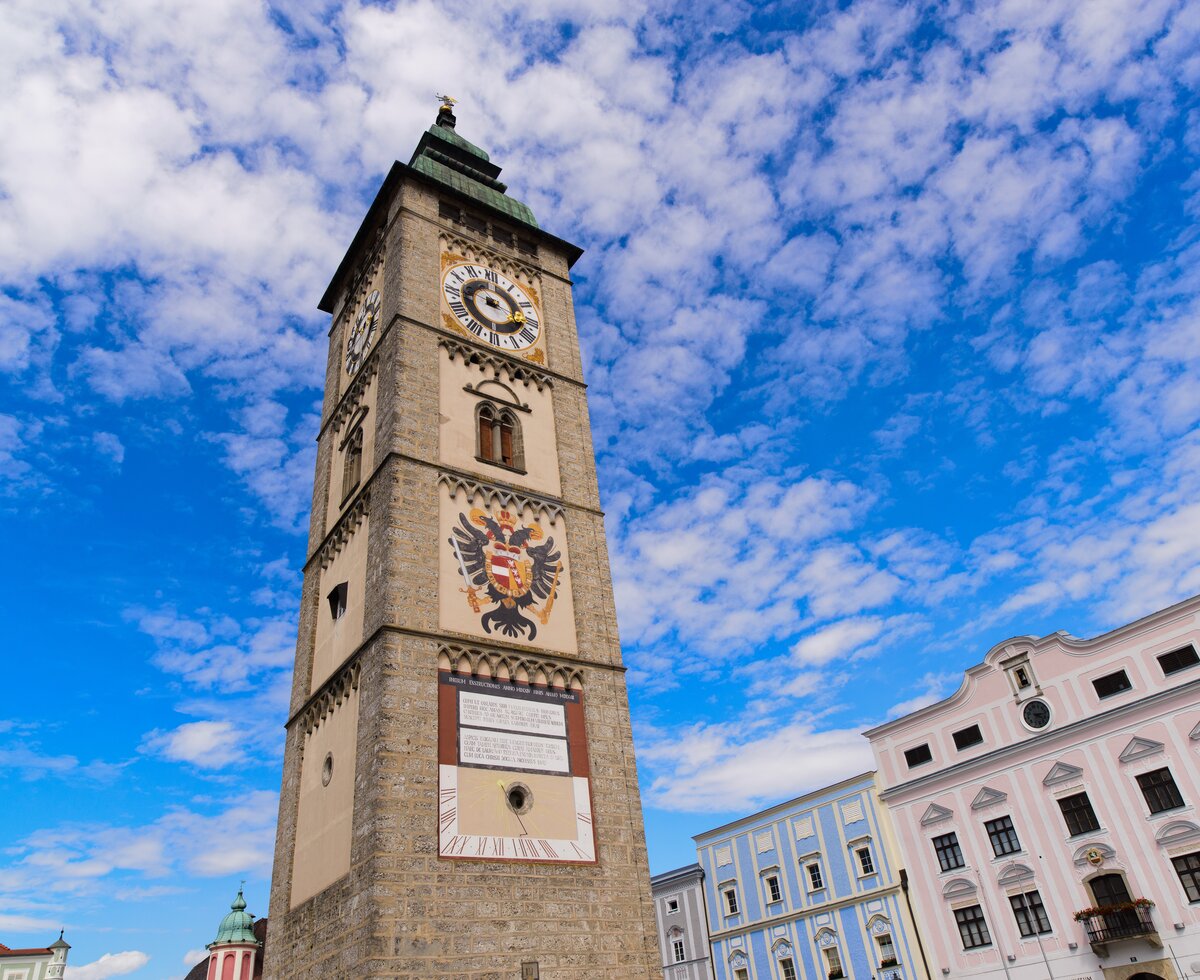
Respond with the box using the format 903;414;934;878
695;771;929;980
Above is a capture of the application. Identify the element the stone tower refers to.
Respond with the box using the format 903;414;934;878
264;101;662;978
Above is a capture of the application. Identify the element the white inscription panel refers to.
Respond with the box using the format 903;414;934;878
460;728;570;773
459;691;566;737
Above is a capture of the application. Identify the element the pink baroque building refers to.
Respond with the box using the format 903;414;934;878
865;594;1200;980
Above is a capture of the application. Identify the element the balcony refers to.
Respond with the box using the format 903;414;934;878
1074;902;1160;957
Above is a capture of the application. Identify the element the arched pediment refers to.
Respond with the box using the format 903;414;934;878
866;914;892;935
1155;820;1200;848
996;862;1035;887
814;927;838;947
771;937;793;956
942;877;977;900
667;925;684;939
1072;842;1116;867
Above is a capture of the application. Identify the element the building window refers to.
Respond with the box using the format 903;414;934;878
765;875;782;903
666;898;678;913
734;970;749;980
985;816;1021;856
952;725;984;750
438;200;461;222
780;959;797;980
723;888;739;915
1138;767;1185;814
341;426;363;500
856;847;875;875
823;945;844;978
477;403;523;470
807;862;824;891
1089;872;1132;908
904;744;932;767
463;212;488;234
1171;851;1200;902
492;226;514;247
877;934;896;964
954;904;992;949
1009;890;1052;936
672;939;685;963
327;582;348;620
1014;666;1031;688
1057;792;1100;836
1159;644;1200;675
1092;669;1132;699
933;832;965;871
517;237;538;256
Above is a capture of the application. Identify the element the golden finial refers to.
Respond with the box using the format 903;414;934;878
436;93;458;111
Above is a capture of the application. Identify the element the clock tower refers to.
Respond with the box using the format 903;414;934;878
264;101;662;978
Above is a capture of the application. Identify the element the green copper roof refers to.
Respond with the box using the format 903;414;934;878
408;108;538;230
209;888;258;946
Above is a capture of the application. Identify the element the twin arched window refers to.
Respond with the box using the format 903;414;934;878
477;403;524;471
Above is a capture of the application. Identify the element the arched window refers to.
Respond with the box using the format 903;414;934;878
341;426;363;500
476;403;524;470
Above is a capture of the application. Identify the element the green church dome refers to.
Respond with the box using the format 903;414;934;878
209;888;258;945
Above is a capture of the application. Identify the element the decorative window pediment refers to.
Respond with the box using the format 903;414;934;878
667;926;684;939
920;803;954;825
996;862;1035;887
729;950;748;967
1042;761;1084;786
1071;842;1116;867
942;877;977;900
1190;720;1200;741
867;914;892;935
1118;736;1164;763
814;927;838;948
1155;820;1200;848
771;938;794;956
971;786;1008;810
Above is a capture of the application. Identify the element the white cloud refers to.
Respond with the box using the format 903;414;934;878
183;949;208;967
65;951;150;980
141;721;241;768
92;431;125;465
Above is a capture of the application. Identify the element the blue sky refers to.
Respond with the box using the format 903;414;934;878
3;0;1200;976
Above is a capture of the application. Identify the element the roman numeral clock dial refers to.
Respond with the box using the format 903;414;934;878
441;263;541;352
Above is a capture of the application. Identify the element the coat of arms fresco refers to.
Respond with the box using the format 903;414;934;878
448;507;563;641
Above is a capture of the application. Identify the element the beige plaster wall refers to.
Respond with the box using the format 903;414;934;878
291;685;360;908
438;349;561;496
439;487;577;654
312;515;368;693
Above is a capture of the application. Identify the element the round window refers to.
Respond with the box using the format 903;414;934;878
321;752;334;787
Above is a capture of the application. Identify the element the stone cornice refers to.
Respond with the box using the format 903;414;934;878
285;624;626;729
439;337;554;391
438;471;565;523
438;642;584;691
315;491;369;569
707;881;902;943
296;658;361;737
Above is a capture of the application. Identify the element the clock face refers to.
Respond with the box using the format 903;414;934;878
438;671;595;863
442;263;541;352
345;289;380;375
1022;698;1051;730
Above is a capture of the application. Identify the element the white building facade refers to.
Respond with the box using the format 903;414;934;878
654;863;716;980
866;594;1200;980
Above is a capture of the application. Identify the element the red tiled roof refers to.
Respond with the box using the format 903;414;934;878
0;947;52;956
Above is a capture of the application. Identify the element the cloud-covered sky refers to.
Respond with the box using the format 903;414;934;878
3;0;1199;972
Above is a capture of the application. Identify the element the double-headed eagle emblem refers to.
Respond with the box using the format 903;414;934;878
449;508;563;640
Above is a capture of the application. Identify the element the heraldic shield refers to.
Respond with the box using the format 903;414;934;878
448;506;564;641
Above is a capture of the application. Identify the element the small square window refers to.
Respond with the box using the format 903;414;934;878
856;846;876;875
1138;767;1185;814
765;875;782;903
904;744;933;768
1092;670;1132;699
666;898;678;913
1159;645;1200;676
327;582;348;620
806;862;824;891
985;815;1021;856
723;888;739;915
933;832;964;871
952;725;984;750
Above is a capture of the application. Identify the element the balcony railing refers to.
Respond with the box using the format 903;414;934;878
1075;903;1159;956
